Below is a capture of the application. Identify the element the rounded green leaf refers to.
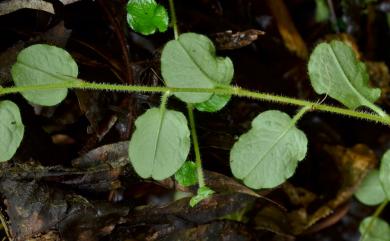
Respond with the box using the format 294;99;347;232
161;33;234;103
0;100;24;162
379;149;390;199
126;0;169;35
308;41;381;110
355;170;386;206
128;108;190;180
359;217;390;241
175;161;198;187
230;110;308;189
11;44;78;106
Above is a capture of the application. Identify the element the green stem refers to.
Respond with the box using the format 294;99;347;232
160;91;170;113
291;106;311;124
360;200;388;241
1;81;390;125
187;104;206;188
168;0;179;40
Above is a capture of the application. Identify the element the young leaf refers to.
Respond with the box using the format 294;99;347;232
175;161;198;187
161;33;234;103
195;90;231;112
355;170;386;206
0;100;24;162
11;44;78;106
308;41;381;111
379;149;390;199
128;108;190;180
359;216;390;241
230;110;307;189
189;186;215;207
126;0;168;35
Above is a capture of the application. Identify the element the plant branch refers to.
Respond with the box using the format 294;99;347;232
1;81;390;125
168;0;179;40
187;104;206;188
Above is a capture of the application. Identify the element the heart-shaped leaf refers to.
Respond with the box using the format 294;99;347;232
359;217;390;241
355;170;386;206
0;100;24;162
161;33;234;103
126;0;169;35
230;110;307;189
11;44;78;106
128;107;190;180
308;41;381;111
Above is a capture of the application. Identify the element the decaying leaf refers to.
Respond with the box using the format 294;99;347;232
0;178;129;241
284;144;377;234
265;0;308;59
212;29;265;50
0;0;54;16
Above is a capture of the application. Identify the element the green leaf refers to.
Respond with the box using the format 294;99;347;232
308;40;381;110
126;0;168;35
230;110;307;189
315;0;330;22
0;100;24;162
175;161;198;187
11;44;78;106
379;149;390;199
190;186;215;207
128;107;190;180
355;170;386;206
161;33;234;103
359;217;390;241
195;93;231;112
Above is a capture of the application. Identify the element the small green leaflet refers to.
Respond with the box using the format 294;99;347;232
308;41;381;111
355;170;386;206
230;110;307;189
379;149;390;199
359;217;390;241
175;161;198;187
126;0;168;35
128;107;190;180
161;33;234;103
190;186;215;207
11;44;78;106
0;100;24;162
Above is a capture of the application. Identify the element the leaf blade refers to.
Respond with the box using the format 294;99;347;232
11;44;78;106
359;216;390;241
379;150;390;199
128;108;190;180
0;100;24;162
126;0;168;35
355;170;386;206
161;33;234;103
230;110;307;189
308;40;381;110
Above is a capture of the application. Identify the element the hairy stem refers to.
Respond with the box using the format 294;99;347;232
1;81;390;125
160;91;171;113
187;104;206;188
